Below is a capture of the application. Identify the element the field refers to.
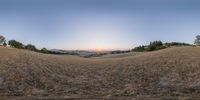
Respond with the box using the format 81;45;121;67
0;46;200;99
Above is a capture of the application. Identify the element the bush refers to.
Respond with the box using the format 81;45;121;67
8;40;24;49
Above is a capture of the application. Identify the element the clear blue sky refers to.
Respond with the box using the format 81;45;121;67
0;0;200;50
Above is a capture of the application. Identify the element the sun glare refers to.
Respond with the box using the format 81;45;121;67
95;47;103;52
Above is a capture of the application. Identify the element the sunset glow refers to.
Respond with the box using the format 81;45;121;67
97;47;102;52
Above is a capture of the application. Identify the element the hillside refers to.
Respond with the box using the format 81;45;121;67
94;52;142;59
0;47;200;99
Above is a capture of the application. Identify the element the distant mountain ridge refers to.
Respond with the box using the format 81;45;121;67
49;49;132;57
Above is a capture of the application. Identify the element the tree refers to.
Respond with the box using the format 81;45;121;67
195;35;200;46
148;40;164;51
3;42;7;47
25;44;37;51
0;35;5;45
8;40;24;49
132;45;146;52
164;42;192;47
40;48;49;53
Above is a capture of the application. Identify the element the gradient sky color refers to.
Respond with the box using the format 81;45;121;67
0;0;200;50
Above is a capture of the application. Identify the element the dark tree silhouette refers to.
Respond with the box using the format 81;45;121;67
40;48;49;53
0;35;5;45
25;44;37;51
195;35;200;46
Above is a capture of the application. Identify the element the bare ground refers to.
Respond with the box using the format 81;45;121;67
0;47;200;99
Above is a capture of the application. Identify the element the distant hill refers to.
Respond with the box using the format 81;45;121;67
49;49;111;57
0;46;200;99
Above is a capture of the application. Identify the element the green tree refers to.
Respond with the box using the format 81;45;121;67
8;40;24;49
148;40;164;51
40;48;49;53
132;45;146;52
164;42;192;47
25;44;37;51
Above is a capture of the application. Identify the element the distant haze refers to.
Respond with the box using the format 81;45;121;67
0;0;200;50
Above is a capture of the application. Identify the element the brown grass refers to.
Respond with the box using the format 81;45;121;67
0;46;200;99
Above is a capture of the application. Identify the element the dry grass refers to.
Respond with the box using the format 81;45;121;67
94;52;143;59
0;46;200;99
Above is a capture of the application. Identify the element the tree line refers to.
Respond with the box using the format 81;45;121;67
0;35;53;54
132;41;194;52
132;35;200;52
8;40;50;53
1;34;200;54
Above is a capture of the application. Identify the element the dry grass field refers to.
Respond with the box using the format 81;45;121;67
0;46;200;99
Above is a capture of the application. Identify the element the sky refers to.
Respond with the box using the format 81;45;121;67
0;0;200;50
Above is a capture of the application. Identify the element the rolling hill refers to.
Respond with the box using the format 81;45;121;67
0;46;200;99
